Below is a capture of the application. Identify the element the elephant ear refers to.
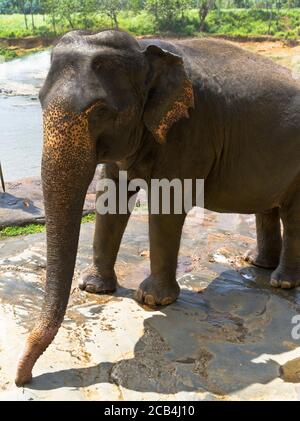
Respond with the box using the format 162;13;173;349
142;44;194;144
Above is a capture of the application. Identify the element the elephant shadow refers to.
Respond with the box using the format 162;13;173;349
28;268;300;397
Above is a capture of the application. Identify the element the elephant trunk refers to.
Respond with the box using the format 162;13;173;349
15;101;97;386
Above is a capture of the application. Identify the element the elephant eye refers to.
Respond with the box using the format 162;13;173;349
88;100;107;113
88;100;117;121
92;58;107;72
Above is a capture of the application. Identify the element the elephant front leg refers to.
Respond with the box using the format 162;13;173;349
79;188;137;294
135;213;186;306
245;208;282;269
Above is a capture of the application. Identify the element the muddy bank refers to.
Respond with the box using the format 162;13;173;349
0;36;55;61
0;36;56;50
212;34;299;46
0;34;299;56
1;34;298;48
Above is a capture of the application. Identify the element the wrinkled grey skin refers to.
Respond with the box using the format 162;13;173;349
16;30;300;386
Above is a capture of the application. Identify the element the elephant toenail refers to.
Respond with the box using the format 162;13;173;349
145;295;155;305
281;281;292;289
161;297;173;306
86;283;98;293
270;279;279;287
78;280;85;290
135;289;143;302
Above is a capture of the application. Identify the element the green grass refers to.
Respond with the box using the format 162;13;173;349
0;205;153;239
0;14;47;38
205;9;300;39
0;45;48;61
0;223;45;238
118;10;156;36
81;213;96;223
0;212;96;239
0;9;300;39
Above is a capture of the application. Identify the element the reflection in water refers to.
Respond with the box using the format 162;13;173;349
0;51;50;181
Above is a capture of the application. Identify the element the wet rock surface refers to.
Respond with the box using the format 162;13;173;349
0;210;300;400
0;168;102;227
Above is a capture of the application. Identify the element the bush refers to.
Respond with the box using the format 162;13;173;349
204;8;300;39
119;11;156;35
0;47;18;60
0;9;300;40
35;25;56;37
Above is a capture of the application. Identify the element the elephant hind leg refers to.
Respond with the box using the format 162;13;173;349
245;208;282;269
271;197;300;289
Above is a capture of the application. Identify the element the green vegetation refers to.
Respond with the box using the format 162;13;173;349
206;8;300;39
0;12;46;37
0;212;96;239
0;1;299;40
81;213;96;223
0;46;17;59
0;223;45;238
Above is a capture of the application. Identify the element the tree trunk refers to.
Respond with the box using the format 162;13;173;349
112;12;119;29
51;12;56;34
31;13;35;30
24;12;28;30
199;4;209;32
67;16;75;29
268;9;273;35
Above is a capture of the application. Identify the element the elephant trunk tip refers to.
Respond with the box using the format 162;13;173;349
15;325;60;387
15;363;32;387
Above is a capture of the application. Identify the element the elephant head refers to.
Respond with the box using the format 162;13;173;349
15;30;194;386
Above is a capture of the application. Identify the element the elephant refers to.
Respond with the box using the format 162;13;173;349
15;29;300;386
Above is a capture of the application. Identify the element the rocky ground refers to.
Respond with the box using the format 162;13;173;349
0;167;102;227
0;208;300;400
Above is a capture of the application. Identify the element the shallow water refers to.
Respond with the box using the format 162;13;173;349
0;51;50;181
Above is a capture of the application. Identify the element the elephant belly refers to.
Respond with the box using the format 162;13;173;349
203;149;300;214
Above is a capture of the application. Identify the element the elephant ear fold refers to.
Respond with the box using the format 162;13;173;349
142;44;194;144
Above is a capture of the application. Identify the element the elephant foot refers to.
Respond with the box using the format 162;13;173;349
244;249;279;269
79;265;117;294
135;275;180;306
270;267;300;289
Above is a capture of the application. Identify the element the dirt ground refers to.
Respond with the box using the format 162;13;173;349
241;40;300;73
1;35;300;66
